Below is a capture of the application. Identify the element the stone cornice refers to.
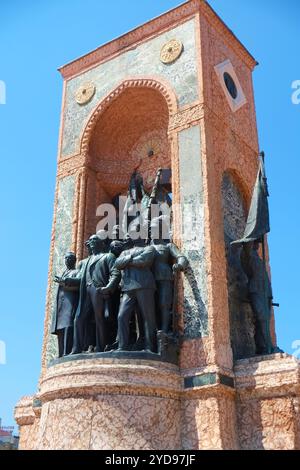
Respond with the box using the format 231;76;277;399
39;358;182;402
200;1;258;71
14;395;36;426
59;1;257;81
169;103;204;132
234;354;300;399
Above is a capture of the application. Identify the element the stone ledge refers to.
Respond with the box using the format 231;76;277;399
235;352;291;367
49;350;178;367
234;354;300;398
14;395;36;426
40;358;182;402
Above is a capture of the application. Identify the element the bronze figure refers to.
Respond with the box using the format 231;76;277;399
51;252;79;357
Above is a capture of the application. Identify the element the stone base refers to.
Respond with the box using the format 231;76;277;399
15;354;300;450
16;358;182;450
235;353;300;450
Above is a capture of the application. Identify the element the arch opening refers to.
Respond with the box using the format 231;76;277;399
82;83;174;242
221;171;256;360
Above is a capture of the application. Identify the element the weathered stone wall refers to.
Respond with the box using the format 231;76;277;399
61;19;199;158
46;175;75;363
196;6;259;372
178;125;208;339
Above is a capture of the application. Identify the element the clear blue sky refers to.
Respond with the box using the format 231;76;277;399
0;0;299;429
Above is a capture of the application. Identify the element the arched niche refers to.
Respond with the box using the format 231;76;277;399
221;171;256;360
81;83;174;240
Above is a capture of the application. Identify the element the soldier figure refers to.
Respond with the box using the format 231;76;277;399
115;236;157;352
150;217;188;333
241;240;274;355
109;225;125;258
51;252;79;357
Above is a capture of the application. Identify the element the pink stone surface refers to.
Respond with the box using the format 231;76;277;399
16;2;299;451
235;354;300;450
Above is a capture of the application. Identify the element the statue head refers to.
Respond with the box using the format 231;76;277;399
88;234;107;255
110;240;125;258
124;221;145;247
123;232;135;249
65;252;76;270
85;239;92;256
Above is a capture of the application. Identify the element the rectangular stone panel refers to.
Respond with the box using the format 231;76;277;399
46;175;75;364
178;125;208;338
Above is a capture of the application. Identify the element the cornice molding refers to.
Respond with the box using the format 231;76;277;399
59;1;257;81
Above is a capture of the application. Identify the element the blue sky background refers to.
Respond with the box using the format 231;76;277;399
0;0;299;429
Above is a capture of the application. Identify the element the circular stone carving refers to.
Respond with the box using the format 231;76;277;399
75;82;96;105
160;39;183;64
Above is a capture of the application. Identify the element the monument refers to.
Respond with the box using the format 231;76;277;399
15;0;300;450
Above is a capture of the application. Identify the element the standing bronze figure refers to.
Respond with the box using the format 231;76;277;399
69;234;120;354
241;241;274;355
232;153;282;356
115;237;157;352
51;252;79;357
150;217;188;333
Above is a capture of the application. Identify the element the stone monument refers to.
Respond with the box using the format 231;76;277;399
15;0;300;450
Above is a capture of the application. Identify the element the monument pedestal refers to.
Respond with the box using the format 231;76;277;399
14;1;300;451
17;357;182;450
15;354;300;450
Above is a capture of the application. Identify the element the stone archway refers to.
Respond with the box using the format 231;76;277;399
78;78;177;248
80;78;178;158
221;170;256;360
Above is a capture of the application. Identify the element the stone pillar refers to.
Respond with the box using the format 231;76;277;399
15;396;41;450
182;378;238;450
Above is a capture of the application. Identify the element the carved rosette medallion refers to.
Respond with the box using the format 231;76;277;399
160;39;183;64
131;130;169;161
75;82;96;105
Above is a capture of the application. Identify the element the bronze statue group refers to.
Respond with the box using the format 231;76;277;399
51;218;187;358
51;158;280;360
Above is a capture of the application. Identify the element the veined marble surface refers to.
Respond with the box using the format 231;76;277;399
62;18;199;157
